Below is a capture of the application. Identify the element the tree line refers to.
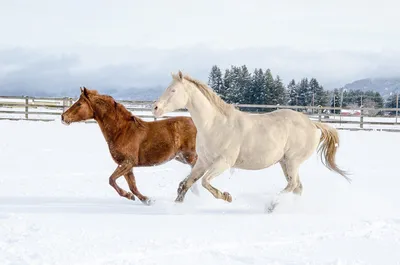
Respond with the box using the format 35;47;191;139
207;65;392;112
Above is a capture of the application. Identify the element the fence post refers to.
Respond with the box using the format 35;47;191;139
62;97;67;112
360;107;364;129
25;96;29;120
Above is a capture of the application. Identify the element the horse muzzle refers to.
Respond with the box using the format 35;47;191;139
61;114;71;126
152;103;164;118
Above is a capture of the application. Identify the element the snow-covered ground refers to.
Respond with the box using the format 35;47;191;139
0;119;400;265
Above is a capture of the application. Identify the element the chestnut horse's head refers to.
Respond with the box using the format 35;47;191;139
61;87;96;125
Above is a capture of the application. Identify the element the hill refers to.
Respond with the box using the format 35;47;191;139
344;77;400;98
0;86;164;101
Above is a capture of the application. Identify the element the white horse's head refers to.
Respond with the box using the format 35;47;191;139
152;70;189;118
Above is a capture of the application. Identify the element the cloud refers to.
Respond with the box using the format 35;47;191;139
0;46;399;98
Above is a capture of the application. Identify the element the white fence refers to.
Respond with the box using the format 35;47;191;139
1;96;400;132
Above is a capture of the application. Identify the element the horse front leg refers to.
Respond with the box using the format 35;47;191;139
201;158;232;202
109;161;134;200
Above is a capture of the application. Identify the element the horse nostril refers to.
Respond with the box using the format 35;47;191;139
154;106;158;110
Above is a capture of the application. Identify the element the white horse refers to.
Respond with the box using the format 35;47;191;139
152;71;350;204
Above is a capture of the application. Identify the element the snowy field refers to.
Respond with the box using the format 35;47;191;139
1;118;400;265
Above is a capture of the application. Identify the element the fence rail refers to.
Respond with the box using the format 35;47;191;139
1;95;400;132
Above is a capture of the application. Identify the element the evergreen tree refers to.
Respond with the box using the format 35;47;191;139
308;78;328;106
385;93;399;109
264;69;275;105
227;65;242;104
248;68;266;112
297;78;309;106
287;79;298;106
374;92;384;108
238;65;252;104
222;68;233;102
272;75;286;105
207;65;223;96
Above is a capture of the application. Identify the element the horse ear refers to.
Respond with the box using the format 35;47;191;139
178;70;183;80
80;87;83;93
83;86;89;97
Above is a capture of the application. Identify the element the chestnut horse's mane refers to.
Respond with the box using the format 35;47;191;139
85;88;145;128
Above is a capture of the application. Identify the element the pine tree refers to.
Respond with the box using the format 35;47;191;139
385;93;399;114
374;92;384;108
264;69;274;105
228;65;242;104
208;65;223;96
247;68;266;112
239;65;252;104
222;68;233;103
297;78;309;106
287;79;297;106
309;78;328;106
271;75;286;105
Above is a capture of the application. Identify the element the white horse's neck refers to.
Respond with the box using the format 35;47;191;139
184;82;224;132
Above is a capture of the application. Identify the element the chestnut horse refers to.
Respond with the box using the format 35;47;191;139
61;87;198;205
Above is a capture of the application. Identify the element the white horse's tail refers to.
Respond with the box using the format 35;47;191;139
314;122;351;183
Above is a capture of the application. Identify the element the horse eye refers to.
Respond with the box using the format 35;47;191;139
76;103;81;107
172;89;176;92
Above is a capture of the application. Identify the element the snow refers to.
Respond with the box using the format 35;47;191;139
0;120;400;265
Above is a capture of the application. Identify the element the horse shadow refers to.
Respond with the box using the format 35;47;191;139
0;192;279;216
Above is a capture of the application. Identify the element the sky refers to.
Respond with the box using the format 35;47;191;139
0;0;398;95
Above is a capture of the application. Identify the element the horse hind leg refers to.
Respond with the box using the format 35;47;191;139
267;158;304;213
293;181;303;195
279;159;302;195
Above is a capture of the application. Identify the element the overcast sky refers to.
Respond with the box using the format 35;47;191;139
0;0;398;93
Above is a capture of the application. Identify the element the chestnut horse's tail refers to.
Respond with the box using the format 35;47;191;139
314;122;351;183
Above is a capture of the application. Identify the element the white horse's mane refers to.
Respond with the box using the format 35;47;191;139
177;73;235;116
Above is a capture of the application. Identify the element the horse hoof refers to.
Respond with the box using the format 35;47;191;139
141;197;154;206
127;193;135;200
223;192;232;202
174;197;184;203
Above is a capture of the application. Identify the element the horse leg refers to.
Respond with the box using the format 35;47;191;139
175;159;206;203
293;181;303;195
279;159;291;183
201;159;232;202
174;152;200;196
124;170;152;205
266;159;303;213
109;161;134;200
279;159;301;195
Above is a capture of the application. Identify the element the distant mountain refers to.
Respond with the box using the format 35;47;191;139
0;86;164;101
344;78;400;98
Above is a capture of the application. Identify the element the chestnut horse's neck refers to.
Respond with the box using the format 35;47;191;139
89;96;145;143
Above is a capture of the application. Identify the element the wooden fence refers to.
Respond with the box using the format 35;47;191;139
1;95;400;132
